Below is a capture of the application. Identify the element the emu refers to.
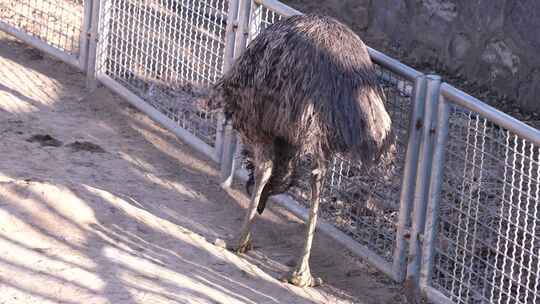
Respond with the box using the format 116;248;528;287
212;14;392;287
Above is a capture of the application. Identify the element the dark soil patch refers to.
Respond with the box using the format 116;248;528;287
26;134;63;147
66;141;106;153
26;48;44;61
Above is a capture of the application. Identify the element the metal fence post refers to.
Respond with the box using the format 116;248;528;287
219;0;242;186
220;0;252;187
419;92;451;293
233;0;252;59
223;0;240;72
392;74;427;283
214;0;240;167
405;74;441;282
78;0;93;72
86;0;102;90
220;122;238;187
214;112;226;164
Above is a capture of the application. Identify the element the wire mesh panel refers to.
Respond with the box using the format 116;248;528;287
96;0;229;148
0;0;86;67
422;84;540;304
231;0;425;281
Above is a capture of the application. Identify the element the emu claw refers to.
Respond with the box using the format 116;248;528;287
280;270;323;287
227;239;253;254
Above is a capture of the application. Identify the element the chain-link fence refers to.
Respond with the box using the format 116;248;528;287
94;0;230;161
0;0;87;69
421;84;540;304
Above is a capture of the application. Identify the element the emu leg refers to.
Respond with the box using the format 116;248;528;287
283;167;325;287
234;157;273;254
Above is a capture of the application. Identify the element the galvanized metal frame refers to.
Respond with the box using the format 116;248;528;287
406;75;441;285
216;0;240;173
86;0;101;88
79;0;92;72
220;0;245;187
253;0;302;16
376;56;427;283
419;83;540;304
219;0;428;283
0;0;91;71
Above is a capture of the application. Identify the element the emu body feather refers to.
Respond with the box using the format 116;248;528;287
213;14;392;213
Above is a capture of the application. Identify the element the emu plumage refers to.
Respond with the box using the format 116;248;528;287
212;14;392;287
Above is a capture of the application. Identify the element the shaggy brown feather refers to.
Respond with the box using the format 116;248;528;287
214;14;392;165
212;14;393;214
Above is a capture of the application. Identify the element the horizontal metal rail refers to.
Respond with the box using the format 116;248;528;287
368;48;424;81
441;83;540;145
253;0;302;16
0;20;81;70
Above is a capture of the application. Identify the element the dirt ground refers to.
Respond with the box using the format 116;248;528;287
0;34;407;303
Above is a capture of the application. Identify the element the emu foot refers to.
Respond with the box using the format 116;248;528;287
280;269;323;287
227;239;253;254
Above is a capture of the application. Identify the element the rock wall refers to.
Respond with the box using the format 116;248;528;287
283;0;540;112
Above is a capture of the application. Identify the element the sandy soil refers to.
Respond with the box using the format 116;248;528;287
0;34;406;303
